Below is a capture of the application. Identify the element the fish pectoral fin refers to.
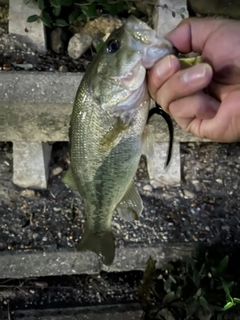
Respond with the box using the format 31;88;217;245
76;228;115;266
99;117;130;153
116;182;143;222
141;125;155;160
62;166;78;191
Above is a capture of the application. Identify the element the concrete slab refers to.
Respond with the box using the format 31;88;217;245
12;142;52;189
9;0;46;52
0;244;193;279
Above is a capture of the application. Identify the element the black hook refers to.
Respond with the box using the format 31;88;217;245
147;103;174;168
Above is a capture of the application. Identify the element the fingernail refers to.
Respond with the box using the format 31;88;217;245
182;64;211;84
155;55;173;78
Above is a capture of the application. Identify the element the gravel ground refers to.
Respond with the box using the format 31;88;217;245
0;141;240;253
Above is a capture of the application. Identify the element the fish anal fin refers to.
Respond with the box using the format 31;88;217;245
76;228;115;266
116;182;143;222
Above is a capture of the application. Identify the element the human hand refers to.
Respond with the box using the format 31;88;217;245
148;18;240;142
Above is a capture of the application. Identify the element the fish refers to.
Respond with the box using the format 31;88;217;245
62;15;175;265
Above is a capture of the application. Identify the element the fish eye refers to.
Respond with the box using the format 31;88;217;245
106;39;120;53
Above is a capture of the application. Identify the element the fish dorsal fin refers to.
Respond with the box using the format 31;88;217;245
62;166;78;191
116;182;143;222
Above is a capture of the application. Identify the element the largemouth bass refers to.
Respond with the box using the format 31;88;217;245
63;15;175;265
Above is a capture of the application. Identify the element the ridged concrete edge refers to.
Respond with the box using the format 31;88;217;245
0;243;193;279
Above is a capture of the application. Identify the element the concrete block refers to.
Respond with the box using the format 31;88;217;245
153;0;188;36
13;141;52;189
9;0;46;52
147;142;181;188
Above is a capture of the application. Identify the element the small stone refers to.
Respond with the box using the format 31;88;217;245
92;35;103;50
20;189;35;198
52;166;63;176
216;179;223;184
143;184;152;192
50;27;70;54
183;190;195;199
221;225;230;231
68;33;92;60
33;282;48;288
81;16;122;38
3;62;11;71
32;233;38;240
102;32;111;42
58;65;68;72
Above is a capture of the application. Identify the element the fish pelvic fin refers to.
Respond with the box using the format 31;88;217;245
116;181;143;222
62;166;78;191
76;228;115;266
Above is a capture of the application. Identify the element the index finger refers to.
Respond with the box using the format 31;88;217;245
165;18;227;54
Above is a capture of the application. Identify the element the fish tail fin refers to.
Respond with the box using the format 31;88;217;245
76;228;115;266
